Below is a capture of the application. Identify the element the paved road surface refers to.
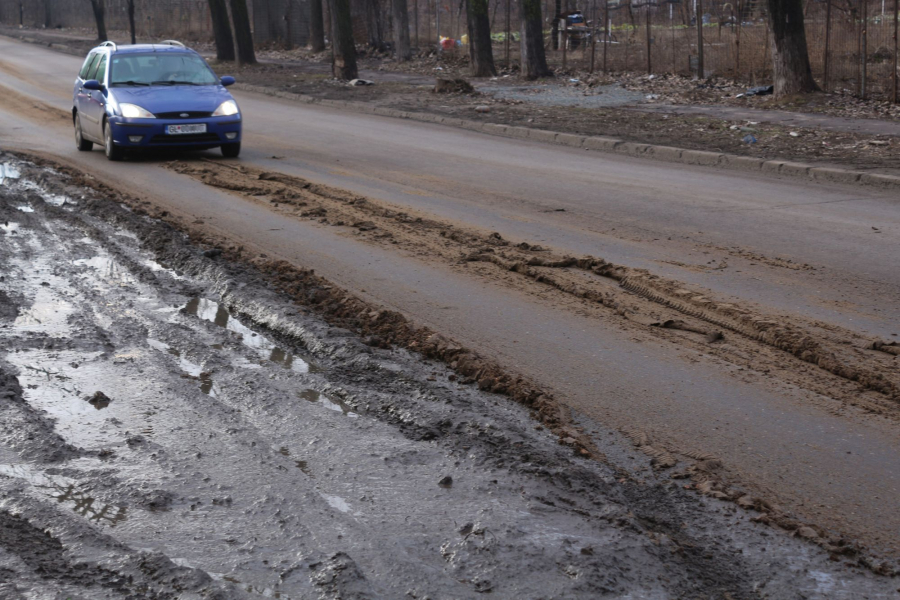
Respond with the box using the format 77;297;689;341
1;35;898;557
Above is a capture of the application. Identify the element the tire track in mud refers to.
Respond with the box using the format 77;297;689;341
166;159;900;414
13;151;900;572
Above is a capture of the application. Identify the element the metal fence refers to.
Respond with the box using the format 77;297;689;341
1;0;896;99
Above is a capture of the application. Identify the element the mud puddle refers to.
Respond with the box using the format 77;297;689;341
1;153;897;597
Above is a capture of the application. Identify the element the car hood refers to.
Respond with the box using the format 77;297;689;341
110;85;234;115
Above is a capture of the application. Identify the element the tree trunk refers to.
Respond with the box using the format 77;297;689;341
366;0;386;49
229;0;257;64
393;0;412;60
518;0;550;78
765;0;818;96
331;0;359;79
127;0;136;44
309;0;327;51
208;0;236;61
89;0;108;41
44;0;52;28
466;0;496;76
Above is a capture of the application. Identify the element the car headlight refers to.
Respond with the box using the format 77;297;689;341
213;100;239;117
120;103;156;119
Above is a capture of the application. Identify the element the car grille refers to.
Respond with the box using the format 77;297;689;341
155;111;213;119
149;133;221;144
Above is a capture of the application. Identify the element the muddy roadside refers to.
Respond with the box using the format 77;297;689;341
2;25;898;175
2;153;899;598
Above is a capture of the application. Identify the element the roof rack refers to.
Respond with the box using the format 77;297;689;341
99;41;117;50
159;40;186;48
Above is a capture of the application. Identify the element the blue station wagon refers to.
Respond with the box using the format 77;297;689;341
72;40;242;160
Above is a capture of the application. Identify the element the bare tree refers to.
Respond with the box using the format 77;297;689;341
393;0;413;60
44;0;52;28
331;0;359;79
518;0;550;78
126;0;136;44
366;0;386;49
88;0;108;41
229;0;257;64
208;0;236;61
765;0;818;95
466;0;496;76
310;0;327;51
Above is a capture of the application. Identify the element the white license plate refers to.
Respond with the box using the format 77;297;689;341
166;123;207;135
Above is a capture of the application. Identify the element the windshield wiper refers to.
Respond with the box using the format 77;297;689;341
152;80;200;86
112;80;151;86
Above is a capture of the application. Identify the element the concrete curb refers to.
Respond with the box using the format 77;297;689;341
234;82;900;193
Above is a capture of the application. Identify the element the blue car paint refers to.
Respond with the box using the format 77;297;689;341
72;44;241;152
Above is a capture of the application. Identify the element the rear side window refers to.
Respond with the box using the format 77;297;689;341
79;53;99;80
88;54;107;84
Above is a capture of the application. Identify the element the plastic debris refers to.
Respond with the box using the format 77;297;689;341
349;79;374;86
742;134;757;144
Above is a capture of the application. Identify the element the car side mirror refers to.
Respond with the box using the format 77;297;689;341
220;76;235;87
83;79;103;91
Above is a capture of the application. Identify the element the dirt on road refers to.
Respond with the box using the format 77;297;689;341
4;153;899;598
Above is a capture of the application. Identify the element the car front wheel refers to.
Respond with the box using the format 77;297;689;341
221;142;241;158
74;114;93;151
104;120;124;161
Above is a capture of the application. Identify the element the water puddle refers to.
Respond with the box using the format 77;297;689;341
147;339;216;397
0;162;20;185
50;482;127;527
320;493;353;514
73;256;137;285
1;221;21;235
0;464;126;527
14;298;75;335
298;389;357;418
183;298;315;373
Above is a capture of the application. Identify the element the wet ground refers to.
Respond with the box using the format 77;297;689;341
1;157;899;599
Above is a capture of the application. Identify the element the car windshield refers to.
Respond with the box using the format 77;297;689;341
109;53;218;87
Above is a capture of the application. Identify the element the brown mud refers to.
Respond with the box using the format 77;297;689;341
8;150;896;570
5;152;898;597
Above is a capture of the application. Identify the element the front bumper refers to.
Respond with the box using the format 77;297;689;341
109;115;242;148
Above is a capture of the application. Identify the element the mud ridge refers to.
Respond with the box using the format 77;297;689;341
167;159;900;412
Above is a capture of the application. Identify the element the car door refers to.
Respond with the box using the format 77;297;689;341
82;53;108;140
75;52;99;133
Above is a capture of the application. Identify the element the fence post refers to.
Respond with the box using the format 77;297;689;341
894;0;898;102
603;0;609;73
696;0;704;78
506;0;511;66
860;0;869;100
646;1;652;74
823;0;832;91
735;0;741;79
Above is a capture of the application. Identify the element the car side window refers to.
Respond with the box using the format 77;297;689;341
88;54;107;84
79;53;99;80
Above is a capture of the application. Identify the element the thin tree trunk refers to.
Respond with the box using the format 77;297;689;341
467;0;497;75
208;0;236;61
89;0;108;41
367;0;385;49
44;0;52;28
229;0;257;64
127;0;136;44
518;0;551;78
764;0;818;95
331;0;359;79
310;0;326;51
393;0;413;59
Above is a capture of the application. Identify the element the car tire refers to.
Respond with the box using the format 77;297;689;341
74;114;93;151
104;119;124;162
221;142;241;158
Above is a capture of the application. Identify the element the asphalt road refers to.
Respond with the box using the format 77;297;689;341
1;35;899;557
